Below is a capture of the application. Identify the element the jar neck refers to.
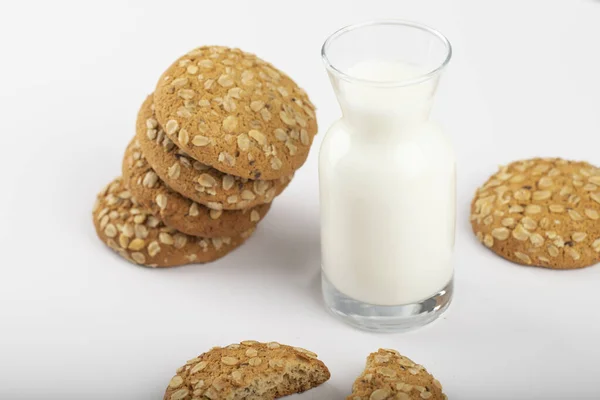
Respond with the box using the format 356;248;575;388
332;74;439;139
340;102;434;140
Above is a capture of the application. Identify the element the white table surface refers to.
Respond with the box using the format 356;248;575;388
2;0;600;399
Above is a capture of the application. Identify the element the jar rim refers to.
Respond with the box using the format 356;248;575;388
321;19;453;88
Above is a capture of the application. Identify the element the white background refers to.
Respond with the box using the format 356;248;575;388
1;0;599;399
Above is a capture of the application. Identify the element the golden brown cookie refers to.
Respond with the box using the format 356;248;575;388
347;349;446;400
122;138;271;238
153;45;318;180
92;178;253;268
163;340;331;400
137;95;292;211
471;158;600;269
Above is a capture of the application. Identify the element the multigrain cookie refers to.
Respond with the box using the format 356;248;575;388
347;349;446;400
163;341;331;400
137;95;292;210
471;158;600;269
92;178;253;268
153;45;318;180
122;138;271;238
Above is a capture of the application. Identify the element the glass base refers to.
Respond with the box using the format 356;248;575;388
321;273;453;333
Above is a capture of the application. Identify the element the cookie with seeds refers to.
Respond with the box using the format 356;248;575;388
122;138;271;238
347;349;446;400
163;340;330;400
137;95;292;211
471;158;600;269
153;45;318;180
92;178;253;268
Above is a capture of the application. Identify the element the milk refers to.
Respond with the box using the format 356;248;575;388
319;60;456;306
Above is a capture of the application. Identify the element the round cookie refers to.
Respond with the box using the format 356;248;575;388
137;95;292;211
92;178;254;268
153;45;318;180
122;138;271;238
164;341;330;400
471;158;600;269
347;349;446;400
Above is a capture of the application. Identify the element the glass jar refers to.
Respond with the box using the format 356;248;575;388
319;20;455;332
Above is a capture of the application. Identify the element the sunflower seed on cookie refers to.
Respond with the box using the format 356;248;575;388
471;158;600;269
163;341;330;400
136;95;292;211
153;46;318;180
92;178;254;268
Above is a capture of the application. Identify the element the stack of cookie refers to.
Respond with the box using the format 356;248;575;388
93;46;318;267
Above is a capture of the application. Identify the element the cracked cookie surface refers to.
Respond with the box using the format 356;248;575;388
347;349;446;400
164;340;330;400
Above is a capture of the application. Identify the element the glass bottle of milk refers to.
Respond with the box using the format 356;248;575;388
320;21;455;332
